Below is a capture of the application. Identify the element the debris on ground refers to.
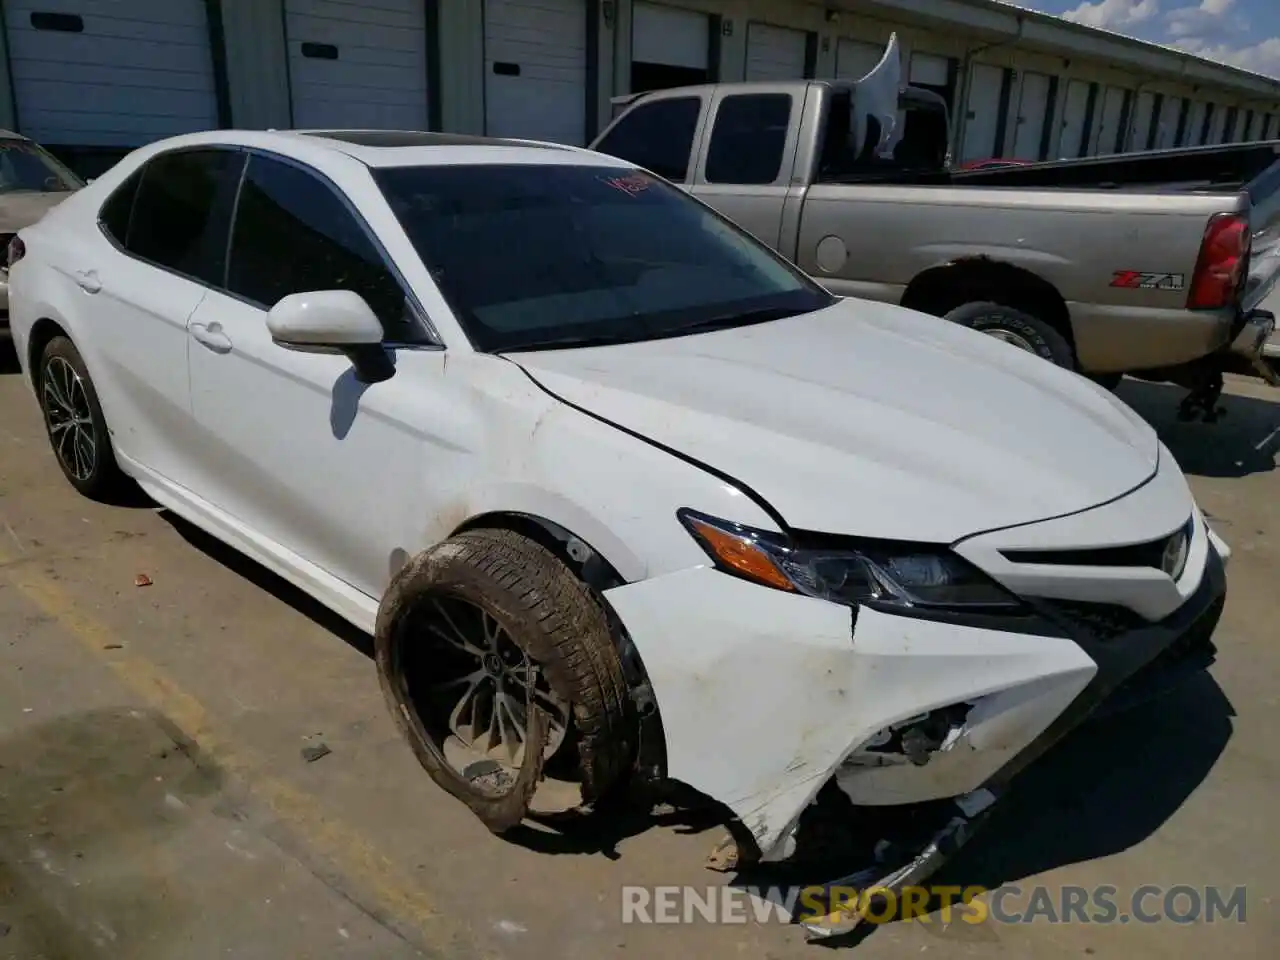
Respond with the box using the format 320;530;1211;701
463;759;515;792
134;573;153;587
301;743;332;763
705;834;740;872
103;643;123;650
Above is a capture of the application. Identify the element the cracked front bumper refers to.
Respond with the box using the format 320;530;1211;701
604;520;1227;867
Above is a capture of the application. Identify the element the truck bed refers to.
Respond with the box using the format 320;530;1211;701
826;142;1280;195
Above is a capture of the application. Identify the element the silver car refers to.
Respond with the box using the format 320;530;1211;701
0;129;83;335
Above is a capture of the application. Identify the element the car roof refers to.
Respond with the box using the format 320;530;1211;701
128;127;633;171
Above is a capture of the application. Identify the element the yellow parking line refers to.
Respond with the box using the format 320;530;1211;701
1;549;478;957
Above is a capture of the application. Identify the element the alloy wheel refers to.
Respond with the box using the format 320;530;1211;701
424;595;571;776
42;355;97;482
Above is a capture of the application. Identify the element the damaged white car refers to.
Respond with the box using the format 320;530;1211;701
8;128;1230;938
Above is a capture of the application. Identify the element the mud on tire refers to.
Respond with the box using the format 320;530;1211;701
944;300;1075;370
374;528;636;832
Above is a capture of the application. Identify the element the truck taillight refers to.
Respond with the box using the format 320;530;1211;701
6;235;24;269
1186;212;1249;310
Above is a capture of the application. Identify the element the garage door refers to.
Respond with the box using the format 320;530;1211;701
834;38;881;80
285;0;429;130
1184;101;1208;145
1129;90;1156;150
1155;95;1182;149
631;2;710;92
1091;85;1126;155
1011;71;1051;161
484;0;587;145
744;23;807;81
3;0;218;147
961;63;1005;161
1206;105;1226;144
1054;79;1090;158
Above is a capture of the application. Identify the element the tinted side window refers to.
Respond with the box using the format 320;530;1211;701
227;155;416;341
98;170;141;245
127;149;245;285
594;97;702;182
705;94;792;185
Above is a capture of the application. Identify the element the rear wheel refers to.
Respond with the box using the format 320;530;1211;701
944;301;1075;370
36;335;127;500
374;529;635;832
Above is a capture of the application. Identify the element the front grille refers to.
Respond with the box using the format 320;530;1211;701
1000;517;1195;575
1036;598;1149;642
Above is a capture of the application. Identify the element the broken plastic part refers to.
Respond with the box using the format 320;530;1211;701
799;793;997;940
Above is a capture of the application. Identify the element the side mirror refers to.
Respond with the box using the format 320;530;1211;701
266;289;395;384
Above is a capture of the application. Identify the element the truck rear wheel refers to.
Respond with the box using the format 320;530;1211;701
374;529;635;833
944;301;1075;370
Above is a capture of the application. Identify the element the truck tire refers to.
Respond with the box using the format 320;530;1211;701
36;335;129;500
944;301;1075;370
374;528;635;833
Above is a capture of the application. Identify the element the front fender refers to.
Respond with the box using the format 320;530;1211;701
416;397;783;585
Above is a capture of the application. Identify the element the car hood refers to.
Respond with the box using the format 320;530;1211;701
0;190;74;233
508;299;1159;543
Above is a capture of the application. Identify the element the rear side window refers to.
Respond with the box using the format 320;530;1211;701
126;149;245;286
98;170;141;245
705;94;792;185
593;97;702;182
225;155;418;341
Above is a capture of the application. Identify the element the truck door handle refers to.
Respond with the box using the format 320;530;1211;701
191;321;233;354
74;269;101;293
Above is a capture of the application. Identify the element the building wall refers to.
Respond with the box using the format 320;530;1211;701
0;0;1275;158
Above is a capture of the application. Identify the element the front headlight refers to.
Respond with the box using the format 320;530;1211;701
678;509;1022;612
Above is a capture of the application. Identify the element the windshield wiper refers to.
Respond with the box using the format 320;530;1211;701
496;306;813;354
496;333;639;353
667;306;810;336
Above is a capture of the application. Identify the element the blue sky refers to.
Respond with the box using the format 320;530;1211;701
1018;1;1280;78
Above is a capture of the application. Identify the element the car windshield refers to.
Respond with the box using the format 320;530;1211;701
373;162;835;352
0;140;83;194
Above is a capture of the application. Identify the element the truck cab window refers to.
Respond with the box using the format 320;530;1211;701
705;94;793;185
594;97;702;182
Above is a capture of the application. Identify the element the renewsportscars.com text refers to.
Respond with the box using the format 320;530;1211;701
620;883;1248;926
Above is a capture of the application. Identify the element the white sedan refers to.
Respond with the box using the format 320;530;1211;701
6;128;1231;935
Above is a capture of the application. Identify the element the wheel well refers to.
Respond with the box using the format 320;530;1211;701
452;511;626;592
450;510;667;783
26;317;68;389
901;258;1074;347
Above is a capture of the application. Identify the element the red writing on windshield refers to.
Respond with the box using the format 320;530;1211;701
599;172;652;196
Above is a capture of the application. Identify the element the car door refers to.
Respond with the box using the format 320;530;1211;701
185;151;449;601
78;147;244;487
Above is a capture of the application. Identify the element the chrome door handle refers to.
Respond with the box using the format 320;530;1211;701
191;321;233;354
74;269;101;293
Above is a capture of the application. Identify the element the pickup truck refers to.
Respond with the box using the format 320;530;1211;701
589;38;1280;421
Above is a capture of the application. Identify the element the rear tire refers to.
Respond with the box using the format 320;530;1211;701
374;528;635;833
944;301;1075;370
36;335;127;500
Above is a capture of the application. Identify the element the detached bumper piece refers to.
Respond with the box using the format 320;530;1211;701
1229;308;1278;385
797;547;1225;941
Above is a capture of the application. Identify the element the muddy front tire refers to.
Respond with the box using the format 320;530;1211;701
374;528;636;832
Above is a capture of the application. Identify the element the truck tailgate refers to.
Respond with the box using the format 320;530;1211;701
1242;156;1280;313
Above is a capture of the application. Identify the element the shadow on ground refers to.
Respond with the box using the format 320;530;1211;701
159;510;374;660
0;338;19;375
1118;378;1279;478
0;708;225;958
752;667;1234;949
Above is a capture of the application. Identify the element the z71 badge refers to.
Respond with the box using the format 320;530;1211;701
1110;270;1186;290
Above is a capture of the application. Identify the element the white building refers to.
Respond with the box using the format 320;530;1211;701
1;0;1278;176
